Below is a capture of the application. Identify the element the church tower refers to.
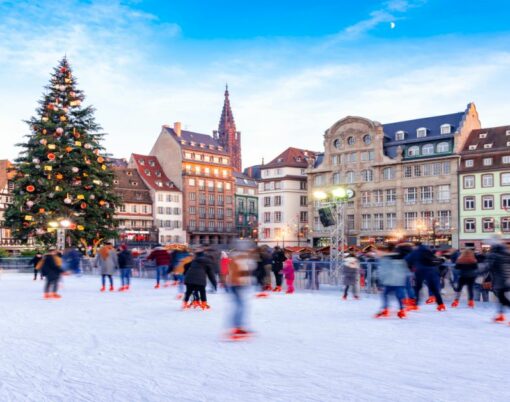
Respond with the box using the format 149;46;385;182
214;85;242;172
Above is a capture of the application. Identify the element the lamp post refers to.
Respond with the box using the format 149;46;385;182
49;218;72;251
313;186;355;284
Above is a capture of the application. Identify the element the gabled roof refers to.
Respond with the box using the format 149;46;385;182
113;168;153;204
233;171;257;188
263;147;318;169
108;157;128;168
131;154;180;192
163;126;228;155
461;125;510;153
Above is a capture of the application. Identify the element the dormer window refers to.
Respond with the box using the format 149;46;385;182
156;171;161;177
180;140;186;145
209;145;214;150
422;144;434;155
145;169;151;176
416;128;428;138
296;157;302;162
479;133;487;139
440;124;452;135
127;171;133;176
132;181;138;186
395;130;406;141
149;160;155;167
484;143;493;149
468;145;477;150
190;141;196;146
139;159;145;166
277;157;284;163
218;146;223;151
155;180;163;187
200;143;205;148
113;179;119;185
506;130;510;136
408;146;420;156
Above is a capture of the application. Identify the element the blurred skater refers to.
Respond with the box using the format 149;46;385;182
451;249;478;308
37;247;63;299
182;248;217;310
484;239;510;323
95;242;119;292
30;252;43;280
147;244;171;289
118;245;133;291
342;253;360;300
282;254;295;294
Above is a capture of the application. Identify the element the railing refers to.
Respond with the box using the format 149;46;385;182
0;257;34;271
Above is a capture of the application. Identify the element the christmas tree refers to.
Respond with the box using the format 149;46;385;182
5;57;120;249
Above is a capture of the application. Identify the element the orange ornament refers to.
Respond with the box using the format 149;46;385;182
97;156;104;163
55;173;63;180
80;202;87;209
26;185;35;193
47;153;56;160
65;146;72;153
39;208;45;214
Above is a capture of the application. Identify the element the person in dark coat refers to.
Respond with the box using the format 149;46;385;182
183;250;217;309
30;253;43;280
118;245;134;291
451;249;478;308
147;244;171;288
36;247;63;299
271;246;287;292
405;242;446;311
484;241;510;322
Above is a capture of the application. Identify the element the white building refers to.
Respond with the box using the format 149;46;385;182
257;148;317;247
130;154;186;244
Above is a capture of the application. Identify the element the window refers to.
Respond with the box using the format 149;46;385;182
482;174;494;188
332;172;341;184
314;175;325;186
433;163;441;176
440;124;451;135
363;135;372;145
333;138;342;149
443;161;451;174
300;211;308;223
346;171;355;184
502;173;510;186
346;153;357;163
383;167;395;180
421;211;434;228
479;133;487;139
189;206;196;215
373;190;383;205
300;181;307;190
484;143;493;149
274;228;281;238
264;197;271;207
408;146;420;157
464;196;475;210
386;189;396;205
483;158;493;166
503;156;510;164
414;165;422;177
403;166;412;178
468;145;477;150
189;192;196;201
386;213;396;230
347;136;355;146
274;196;282;206
404;212;418;230
361;191;371;207
274;211;282;223
482;217;495;232
361;151;374;161
421;186;433;203
464;219;476;233
416;127;427;138
463;175;475;189
465;160;474;167
347;215;355;230
300;196;307;206
422;144;434;155
332;155;342;165
395;131;405;141
361;214;371;230
437;142;449;153
263;228;271;239
360;169;373;182
482;195;494;210
438;210;451;229
405;187;417;204
501;217;510;232
374;213;384;230
501;194;510;209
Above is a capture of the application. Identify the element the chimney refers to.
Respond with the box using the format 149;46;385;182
174;122;182;137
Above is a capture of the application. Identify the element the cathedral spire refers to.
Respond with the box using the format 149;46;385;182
217;85;242;172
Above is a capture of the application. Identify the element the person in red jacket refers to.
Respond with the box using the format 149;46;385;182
147;244;171;289
282;255;295;294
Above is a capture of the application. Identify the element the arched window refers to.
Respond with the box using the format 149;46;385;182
437;142;449;153
347;136;355;146
363;135;372;145
408;146;420;156
333;138;342;149
346;171;355;184
361;169;373;182
422;144;434;155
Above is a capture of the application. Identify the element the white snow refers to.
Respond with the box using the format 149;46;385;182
0;273;508;402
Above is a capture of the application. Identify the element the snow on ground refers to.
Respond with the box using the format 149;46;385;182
0;273;508;402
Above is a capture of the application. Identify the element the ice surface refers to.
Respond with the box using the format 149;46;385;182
0;273;508;402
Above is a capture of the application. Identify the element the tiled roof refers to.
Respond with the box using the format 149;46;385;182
461;125;510;153
131;154;180;192
163;126;228;155
233;171;257;187
263;147;318;168
108;157;128;167
113;168;153;204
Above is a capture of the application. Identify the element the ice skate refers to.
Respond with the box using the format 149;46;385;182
109;285;114;292
397;309;407;319
200;301;211;310
437;304;446;311
227;328;252;341
256;292;269;298
285;289;294;294
154;283;160;289
163;281;171;288
467;300;475;308
44;292;52;299
100;286;105;292
176;293;183;300
182;301;190;310
375;308;390;318
493;314;505;323
342;295;347;300
191;300;201;309
425;296;436;304
273;286;282;292
451;299;459;308
51;292;62;299
118;286;126;292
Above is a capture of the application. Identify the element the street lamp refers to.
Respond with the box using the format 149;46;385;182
49;218;73;250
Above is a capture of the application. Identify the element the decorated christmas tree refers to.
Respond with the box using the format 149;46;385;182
5;58;119;249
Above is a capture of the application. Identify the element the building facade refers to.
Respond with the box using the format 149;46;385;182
129;154;185;244
0;160;15;249
113;167;156;245
459;125;510;249
233;172;258;239
258;147;316;247
308;103;481;248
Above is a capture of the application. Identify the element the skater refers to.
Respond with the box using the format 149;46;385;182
254;246;271;297
30;252;43;280
375;244;410;318
95;242;119;292
63;246;82;274
172;249;193;299
271;246;286;292
451;249;478;308
219;250;230;289
182;248;217;310
37;247;63;299
147;244;171;288
282;254;295;294
226;239;256;340
484;239;510;323
405;242;446;311
342;253;360;300
117;245;133;291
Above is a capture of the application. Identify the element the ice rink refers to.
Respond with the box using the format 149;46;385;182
0;273;508;402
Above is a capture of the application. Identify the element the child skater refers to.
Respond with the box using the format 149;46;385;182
37;247;63;299
282;253;295;294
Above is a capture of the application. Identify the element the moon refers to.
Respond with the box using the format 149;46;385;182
390;22;396;29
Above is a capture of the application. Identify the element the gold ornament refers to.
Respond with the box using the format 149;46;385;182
77;225;84;231
75;141;82;147
101;164;107;170
24;215;33;221
77;194;85;200
60;115;67;122
44;166;52;171
55;186;62;191
47;144;56;150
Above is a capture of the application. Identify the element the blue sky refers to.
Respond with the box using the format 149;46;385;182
1;0;510;167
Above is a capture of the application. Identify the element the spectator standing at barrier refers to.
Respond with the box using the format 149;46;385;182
147;244;171;289
271;246;287;292
342;253;360;300
30;252;43;281
118;245;133;292
37;247;63;299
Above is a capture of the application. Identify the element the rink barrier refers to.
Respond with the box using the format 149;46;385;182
0;257;33;271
